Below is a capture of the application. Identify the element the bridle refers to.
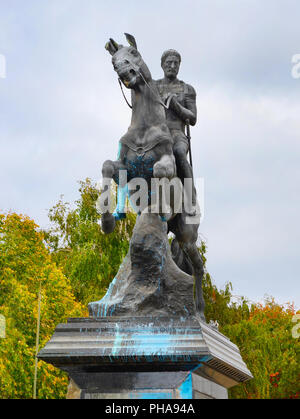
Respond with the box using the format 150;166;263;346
117;62;175;110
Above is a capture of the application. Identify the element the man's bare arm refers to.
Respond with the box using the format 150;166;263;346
169;84;197;126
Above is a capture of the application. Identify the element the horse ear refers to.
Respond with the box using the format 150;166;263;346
110;38;120;51
124;33;137;50
105;38;119;56
105;41;115;56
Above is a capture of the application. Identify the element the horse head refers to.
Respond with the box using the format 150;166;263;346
105;33;151;89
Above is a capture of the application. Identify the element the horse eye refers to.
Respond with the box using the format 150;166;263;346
131;50;138;56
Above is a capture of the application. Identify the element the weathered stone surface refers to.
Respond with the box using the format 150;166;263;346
38;316;253;398
88;212;195;318
66;379;81;399
38;317;253;381
66;371;227;399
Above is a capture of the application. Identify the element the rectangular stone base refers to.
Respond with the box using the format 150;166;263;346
67;371;228;399
39;316;252;399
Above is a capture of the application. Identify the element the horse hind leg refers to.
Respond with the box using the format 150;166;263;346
181;241;206;322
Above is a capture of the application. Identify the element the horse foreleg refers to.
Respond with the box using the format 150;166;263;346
101;159;127;234
151;154;177;219
153;153;176;179
181;241;206;322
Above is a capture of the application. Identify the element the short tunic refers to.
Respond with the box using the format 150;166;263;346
155;79;196;149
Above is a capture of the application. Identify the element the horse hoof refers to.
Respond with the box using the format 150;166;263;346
101;213;116;234
153;163;166;178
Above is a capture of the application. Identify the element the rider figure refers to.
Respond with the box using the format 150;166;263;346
155;49;197;215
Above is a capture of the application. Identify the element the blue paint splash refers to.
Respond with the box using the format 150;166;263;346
133;391;173;399
114;153;155;217
178;373;193;399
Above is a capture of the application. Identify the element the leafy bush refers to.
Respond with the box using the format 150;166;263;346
0;213;84;398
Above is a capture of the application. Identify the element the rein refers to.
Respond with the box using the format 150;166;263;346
118;78;132;109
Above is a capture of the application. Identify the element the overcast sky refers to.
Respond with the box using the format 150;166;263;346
1;0;299;307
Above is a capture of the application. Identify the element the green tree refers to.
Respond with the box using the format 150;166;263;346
0;213;84;398
44;179;136;306
223;299;299;399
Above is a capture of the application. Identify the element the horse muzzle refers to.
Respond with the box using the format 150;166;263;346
118;68;138;88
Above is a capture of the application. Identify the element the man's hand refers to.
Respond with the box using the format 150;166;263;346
167;89;196;126
164;92;178;109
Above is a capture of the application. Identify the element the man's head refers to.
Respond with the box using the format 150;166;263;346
161;49;181;80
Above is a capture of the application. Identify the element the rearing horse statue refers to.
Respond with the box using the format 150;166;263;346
101;34;205;321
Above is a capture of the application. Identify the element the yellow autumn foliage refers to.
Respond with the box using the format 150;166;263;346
0;213;85;398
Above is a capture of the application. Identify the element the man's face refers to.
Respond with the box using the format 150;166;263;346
162;55;180;79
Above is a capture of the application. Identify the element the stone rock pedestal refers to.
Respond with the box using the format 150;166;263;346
88;213;196;319
38;316;252;399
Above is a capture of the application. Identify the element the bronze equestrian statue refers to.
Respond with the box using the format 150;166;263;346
101;34;205;321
